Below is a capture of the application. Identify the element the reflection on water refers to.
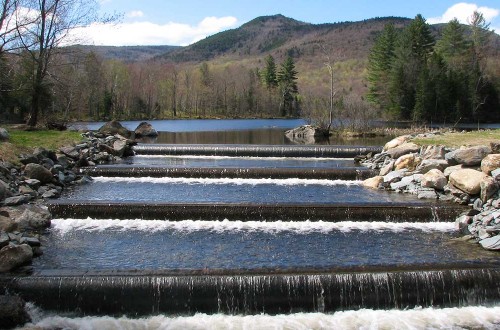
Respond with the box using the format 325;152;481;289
136;129;390;146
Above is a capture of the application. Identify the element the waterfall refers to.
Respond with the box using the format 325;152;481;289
4;268;499;316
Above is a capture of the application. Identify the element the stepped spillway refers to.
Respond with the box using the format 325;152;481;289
2;267;498;316
80;166;377;180
133;144;382;158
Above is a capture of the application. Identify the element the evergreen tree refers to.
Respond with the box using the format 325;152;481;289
277;56;299;117
366;23;397;109
435;18;469;67
388;14;434;120
261;54;278;89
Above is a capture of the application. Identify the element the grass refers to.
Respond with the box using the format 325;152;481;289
412;130;500;148
0;128;82;165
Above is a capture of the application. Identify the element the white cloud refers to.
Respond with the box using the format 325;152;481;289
66;16;238;46
428;2;499;24
126;10;144;18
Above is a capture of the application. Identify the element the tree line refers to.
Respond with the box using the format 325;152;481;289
367;12;500;125
0;0;300;126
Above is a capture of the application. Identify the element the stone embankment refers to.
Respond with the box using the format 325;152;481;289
360;133;500;251
0;121;144;273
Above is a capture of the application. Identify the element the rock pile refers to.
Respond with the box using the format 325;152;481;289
0;121;140;275
360;133;500;250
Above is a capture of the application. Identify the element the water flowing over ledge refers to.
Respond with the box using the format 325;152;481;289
24;306;500;330
81;166;377;180
47;201;466;222
50;219;457;234
133;144;383;158
2;267;499;316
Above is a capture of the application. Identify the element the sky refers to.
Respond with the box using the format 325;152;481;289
74;1;500;46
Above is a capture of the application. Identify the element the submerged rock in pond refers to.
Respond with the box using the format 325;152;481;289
98;120;132;138
285;125;329;144
134;122;159;137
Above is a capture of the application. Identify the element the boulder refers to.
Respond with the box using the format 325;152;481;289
379;160;395;176
0;215;17;232
479;235;500;250
98;121;132;138
480;176;499;203
24;163;54;184
449;169;488;195
362;176;384;189
420;145;446;160
0;295;30;329
444;164;464;178
421;169;448;190
386;143;420;159
0;128;9;141
285;125;329;144
113;139;128;157
383;135;410;151
15;205;52;230
416;159;449;174
445;145;491;166
394;154;420;171
134;122;159;137
481;154;500;175
0;244;33;272
59;146;80;160
383;169;408;183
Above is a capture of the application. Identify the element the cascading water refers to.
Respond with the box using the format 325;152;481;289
4;124;499;329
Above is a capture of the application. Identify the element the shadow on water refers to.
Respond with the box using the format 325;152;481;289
136;129;391;146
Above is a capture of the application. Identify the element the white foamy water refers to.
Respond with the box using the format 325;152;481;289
25;306;500;330
134;155;351;161
51;218;456;235
92;176;361;186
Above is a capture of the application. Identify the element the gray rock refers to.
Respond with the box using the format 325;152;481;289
113;139;128;157
3;195;31;206
20;236;41;247
0;128;9;141
0;295;31;329
480;176;499;203
479;235;500;250
24;163;54;184
390;180;409;191
417;189;438;199
24;179;41;190
491;168;500;181
0;244;33;272
383;169;408;183
455;215;473;233
420;145;446;160
421;169;447;190
0;232;9;248
416;159;449;174
59;146;80;160
15;206;51;230
386;143;420;159
98;120;132;138
134;122;159;137
42;189;60;199
445;145;491;166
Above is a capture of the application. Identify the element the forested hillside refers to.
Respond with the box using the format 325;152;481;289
1;12;499;128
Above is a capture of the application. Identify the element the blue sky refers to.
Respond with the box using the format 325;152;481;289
78;1;500;46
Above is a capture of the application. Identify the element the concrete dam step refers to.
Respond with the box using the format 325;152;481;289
133;144;382;158
47;201;466;222
81;166;377;180
2;267;498;316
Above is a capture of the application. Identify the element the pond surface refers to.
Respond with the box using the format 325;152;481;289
34;220;499;270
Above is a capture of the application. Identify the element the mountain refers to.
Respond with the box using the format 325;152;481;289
71;45;180;62
163;15;413;62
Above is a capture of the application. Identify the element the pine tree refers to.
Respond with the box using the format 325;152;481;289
366;23;397;109
388;14;434;120
261;55;278;89
277;56;299;117
435;18;469;67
